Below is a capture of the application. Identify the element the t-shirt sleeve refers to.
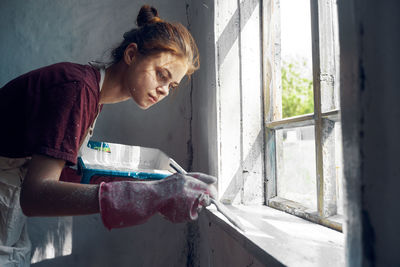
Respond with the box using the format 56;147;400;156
27;81;96;165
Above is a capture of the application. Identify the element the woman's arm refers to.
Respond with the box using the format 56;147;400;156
20;154;100;217
19;154;217;230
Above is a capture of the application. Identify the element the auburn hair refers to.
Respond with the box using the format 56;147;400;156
111;5;200;76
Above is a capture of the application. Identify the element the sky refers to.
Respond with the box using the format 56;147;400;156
280;0;313;65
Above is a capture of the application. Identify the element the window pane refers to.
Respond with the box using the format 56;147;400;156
280;0;314;118
276;126;317;210
335;122;344;215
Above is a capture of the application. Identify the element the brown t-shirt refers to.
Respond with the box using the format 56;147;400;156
0;62;102;165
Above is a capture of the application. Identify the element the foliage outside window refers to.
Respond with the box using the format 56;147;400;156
281;59;314;118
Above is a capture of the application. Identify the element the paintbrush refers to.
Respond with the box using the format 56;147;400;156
169;162;246;232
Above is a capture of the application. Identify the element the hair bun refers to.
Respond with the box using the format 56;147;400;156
136;5;162;27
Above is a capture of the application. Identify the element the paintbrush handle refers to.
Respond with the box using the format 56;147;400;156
169;160;187;175
168;163;244;231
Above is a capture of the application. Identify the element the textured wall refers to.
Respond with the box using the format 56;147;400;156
189;0;218;176
338;1;400;266
29;215;189;267
189;0;269;266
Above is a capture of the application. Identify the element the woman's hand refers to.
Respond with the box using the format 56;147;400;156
98;172;217;230
157;173;217;222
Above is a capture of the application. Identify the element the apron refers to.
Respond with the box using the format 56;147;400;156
0;157;32;267
79;61;106;154
0;62;105;266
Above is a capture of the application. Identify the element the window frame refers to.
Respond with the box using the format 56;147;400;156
262;0;343;231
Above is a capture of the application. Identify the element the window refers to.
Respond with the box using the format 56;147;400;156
262;0;343;231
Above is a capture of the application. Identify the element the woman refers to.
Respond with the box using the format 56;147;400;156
0;5;216;266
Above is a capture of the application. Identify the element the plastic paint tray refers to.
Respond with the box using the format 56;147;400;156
78;141;185;184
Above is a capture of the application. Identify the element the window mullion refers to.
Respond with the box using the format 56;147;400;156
311;0;338;218
262;0;281;201
266;113;314;129
310;0;325;217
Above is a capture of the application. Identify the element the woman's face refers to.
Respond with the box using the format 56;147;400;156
124;51;188;109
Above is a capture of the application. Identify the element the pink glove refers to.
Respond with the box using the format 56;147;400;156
158;172;217;222
99;173;217;230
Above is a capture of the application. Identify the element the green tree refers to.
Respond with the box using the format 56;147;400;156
281;59;314;118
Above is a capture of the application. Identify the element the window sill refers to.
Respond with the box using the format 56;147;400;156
204;204;344;267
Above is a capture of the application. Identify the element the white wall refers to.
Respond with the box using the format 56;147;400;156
189;0;265;206
210;0;264;205
189;0;271;266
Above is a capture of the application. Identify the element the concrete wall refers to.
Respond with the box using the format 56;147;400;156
210;0;264;206
189;0;264;205
189;0;218;177
196;212;267;267
29;215;189;267
338;0;400;266
0;0;195;266
188;0;269;266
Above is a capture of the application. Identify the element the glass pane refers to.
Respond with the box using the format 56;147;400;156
335;122;344;215
276;126;317;210
280;0;314;118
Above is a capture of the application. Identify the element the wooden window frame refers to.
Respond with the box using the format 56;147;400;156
262;0;343;231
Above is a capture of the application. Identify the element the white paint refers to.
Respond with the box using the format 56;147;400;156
240;0;264;205
215;0;242;204
212;0;265;206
